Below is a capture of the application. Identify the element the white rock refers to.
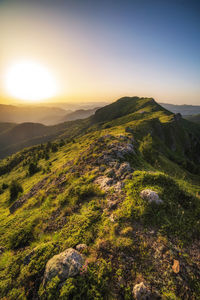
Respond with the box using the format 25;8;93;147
76;244;87;251
95;176;114;190
43;248;84;286
133;282;151;300
140;189;163;204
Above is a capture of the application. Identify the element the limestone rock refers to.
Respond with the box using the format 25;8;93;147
133;282;151;300
76;244;87;252
43;248;84;286
117;162;133;178
95;176;114;190
140;189;163;204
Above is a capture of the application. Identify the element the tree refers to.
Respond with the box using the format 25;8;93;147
29;162;39;176
9;180;23;202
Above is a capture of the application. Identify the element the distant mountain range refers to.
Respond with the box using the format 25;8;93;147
60;108;99;122
160;103;200;115
0;104;68;125
0;104;99;125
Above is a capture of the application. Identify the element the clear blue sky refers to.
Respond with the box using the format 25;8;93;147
0;0;200;104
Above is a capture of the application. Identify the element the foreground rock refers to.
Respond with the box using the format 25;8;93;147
43;248;84;286
140;189;163;204
133;282;151;300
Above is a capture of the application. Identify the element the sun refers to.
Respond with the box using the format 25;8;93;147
5;60;58;102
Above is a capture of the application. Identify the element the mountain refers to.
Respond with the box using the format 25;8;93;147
60;107;99;122
184;113;200;124
0;96;199;299
0;104;68;125
160;103;200;115
0;118;90;158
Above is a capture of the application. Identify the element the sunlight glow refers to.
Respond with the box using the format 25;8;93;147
5;60;58;101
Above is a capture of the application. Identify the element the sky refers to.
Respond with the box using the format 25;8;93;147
0;0;200;104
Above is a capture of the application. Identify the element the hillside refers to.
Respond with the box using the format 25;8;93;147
0;97;200;299
184;114;200;124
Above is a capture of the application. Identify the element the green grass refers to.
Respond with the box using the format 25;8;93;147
0;97;199;299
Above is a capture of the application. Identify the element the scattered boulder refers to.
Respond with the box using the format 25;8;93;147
140;189;163;204
43;248;84;286
133;282;151;300
105;168;116;178
114;181;125;191
117;162;133;179
95;176;114;190
76;244;87;252
107;200;118;210
109;214;115;222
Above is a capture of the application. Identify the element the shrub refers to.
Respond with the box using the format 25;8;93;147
9;180;23;202
2;183;8;190
29;162;40;176
51;143;58;153
8;221;36;250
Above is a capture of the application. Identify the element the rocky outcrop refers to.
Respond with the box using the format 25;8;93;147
140;189;163;204
43;248;84;286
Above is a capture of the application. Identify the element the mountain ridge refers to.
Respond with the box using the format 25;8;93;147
0;96;199;299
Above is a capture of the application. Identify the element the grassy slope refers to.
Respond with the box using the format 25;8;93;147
184;114;200;124
0;97;200;299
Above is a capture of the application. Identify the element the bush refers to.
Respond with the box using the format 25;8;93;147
8;221;36;250
51;143;58;153
9;180;23;202
2;183;9;190
29;162;40;176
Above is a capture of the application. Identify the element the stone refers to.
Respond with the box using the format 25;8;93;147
105;168;116;178
43;248;84;286
99;166;106;172
117;162;132;178
172;259;180;273
95;176;114;190
107;200;118;210
114;181;125;191
133;282;151;300
140;189;163;204
109;214;115;222
76;244;87;252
